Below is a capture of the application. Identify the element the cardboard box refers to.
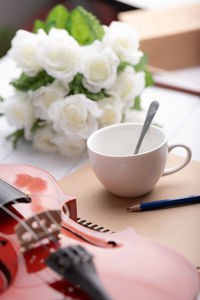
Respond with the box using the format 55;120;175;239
118;3;200;70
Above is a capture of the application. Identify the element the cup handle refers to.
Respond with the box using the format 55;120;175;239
162;144;192;176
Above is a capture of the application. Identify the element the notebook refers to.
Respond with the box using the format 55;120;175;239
59;154;200;267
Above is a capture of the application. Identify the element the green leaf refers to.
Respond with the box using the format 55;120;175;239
46;4;69;31
84;88;108;101
121;113;125;123
133;96;142;110
134;53;148;72
68;73;108;101
144;70;154;87
6;129;24;148
117;61;133;73
31;119;46;133
33;5;69;33
32;5;104;45
133;53;154;87
68;73;82;93
10;71;54;92
66;6;104;45
34;20;46;33
153;122;162;128
45;20;57;33
0;113;4;117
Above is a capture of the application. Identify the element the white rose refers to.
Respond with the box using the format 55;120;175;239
0;102;4;115
33;126;58;153
30;80;68;121
37;28;80;83
53;134;86;157
4;92;36;129
8;30;42;76
108;66;145;109
49;94;102;139
124;108;146;123
80;41;119;93
98;94;122;127
102;22;143;65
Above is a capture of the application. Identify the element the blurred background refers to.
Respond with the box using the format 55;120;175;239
0;0;136;58
0;0;199;58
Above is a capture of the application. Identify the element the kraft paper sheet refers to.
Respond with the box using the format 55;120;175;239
59;154;200;267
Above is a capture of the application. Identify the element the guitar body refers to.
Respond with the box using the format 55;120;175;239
0;164;199;300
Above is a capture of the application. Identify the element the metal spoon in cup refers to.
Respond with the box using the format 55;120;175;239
134;100;160;154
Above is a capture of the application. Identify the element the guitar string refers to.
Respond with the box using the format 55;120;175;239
23;193;113;247
9;193;200;273
1;204;54;254
0;203;71;291
1;193;200;280
0;195;115;292
0;202;77;289
22;193;112;233
0;190;115;298
0;194;65;254
0;192;106;253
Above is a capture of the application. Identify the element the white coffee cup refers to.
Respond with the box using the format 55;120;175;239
87;123;192;198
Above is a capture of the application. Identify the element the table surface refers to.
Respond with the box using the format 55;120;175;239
0;56;200;181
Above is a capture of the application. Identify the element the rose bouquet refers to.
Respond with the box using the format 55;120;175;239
1;5;153;156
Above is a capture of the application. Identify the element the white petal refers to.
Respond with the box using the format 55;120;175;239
49;94;102;139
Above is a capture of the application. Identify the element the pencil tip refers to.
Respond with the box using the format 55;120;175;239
126;204;140;212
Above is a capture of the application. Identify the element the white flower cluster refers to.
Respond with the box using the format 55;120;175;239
4;22;146;156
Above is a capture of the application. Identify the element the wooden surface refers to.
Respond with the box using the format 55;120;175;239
0;56;200;181
59;154;200;267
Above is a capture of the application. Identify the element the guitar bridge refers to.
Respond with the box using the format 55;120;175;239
15;210;61;252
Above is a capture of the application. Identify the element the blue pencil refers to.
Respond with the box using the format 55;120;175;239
126;194;200;211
